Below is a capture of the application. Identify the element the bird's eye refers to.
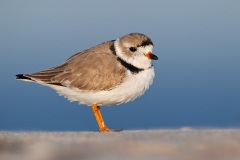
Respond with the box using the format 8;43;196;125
129;47;137;52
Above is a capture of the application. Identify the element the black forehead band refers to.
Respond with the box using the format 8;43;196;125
138;39;153;47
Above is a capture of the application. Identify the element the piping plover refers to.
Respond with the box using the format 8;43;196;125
16;33;158;132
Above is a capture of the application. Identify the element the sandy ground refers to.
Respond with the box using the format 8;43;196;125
0;129;240;160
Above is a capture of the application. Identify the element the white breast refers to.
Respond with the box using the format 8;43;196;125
48;68;155;106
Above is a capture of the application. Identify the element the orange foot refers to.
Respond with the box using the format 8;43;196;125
100;128;123;133
92;104;123;133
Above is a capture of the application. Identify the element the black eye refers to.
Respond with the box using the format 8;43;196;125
129;47;137;52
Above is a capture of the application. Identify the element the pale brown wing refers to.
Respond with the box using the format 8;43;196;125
23;41;126;91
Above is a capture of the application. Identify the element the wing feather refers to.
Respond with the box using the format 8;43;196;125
25;41;126;91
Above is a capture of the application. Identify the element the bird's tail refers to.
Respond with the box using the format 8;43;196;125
15;74;34;82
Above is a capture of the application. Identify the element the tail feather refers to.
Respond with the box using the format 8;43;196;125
16;74;64;86
15;74;33;81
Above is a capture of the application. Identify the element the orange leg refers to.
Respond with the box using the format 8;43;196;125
92;104;122;132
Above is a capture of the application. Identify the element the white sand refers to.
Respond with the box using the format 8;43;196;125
0;129;240;160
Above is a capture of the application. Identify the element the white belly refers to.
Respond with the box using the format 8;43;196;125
49;68;155;106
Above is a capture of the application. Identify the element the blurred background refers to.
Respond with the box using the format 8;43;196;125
0;0;239;131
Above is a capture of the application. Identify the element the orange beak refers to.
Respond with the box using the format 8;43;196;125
145;52;158;60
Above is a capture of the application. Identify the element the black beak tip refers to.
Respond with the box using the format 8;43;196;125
151;54;158;60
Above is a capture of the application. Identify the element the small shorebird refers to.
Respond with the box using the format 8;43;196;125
16;33;158;132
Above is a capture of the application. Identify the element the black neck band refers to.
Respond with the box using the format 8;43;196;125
110;41;144;74
117;57;144;74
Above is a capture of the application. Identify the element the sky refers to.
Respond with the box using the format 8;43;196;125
0;0;239;131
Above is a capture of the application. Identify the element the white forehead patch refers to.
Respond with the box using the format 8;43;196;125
137;45;153;55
